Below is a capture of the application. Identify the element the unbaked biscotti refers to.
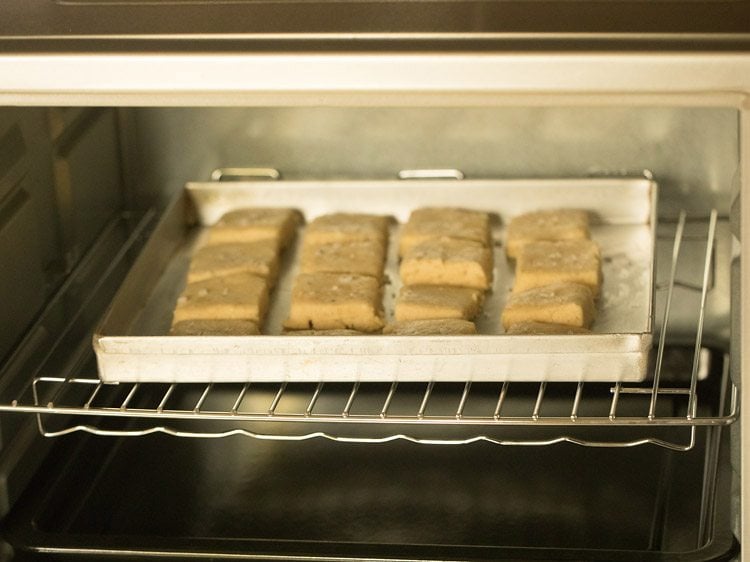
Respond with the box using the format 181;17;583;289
304;213;391;246
207;208;302;250
299;239;386;281
383;319;477;336
283;272;384;332
513;239;601;296
505;321;591;335
170;319;260;336
506;209;589;259
172;272;269;325
187;240;279;286
400;237;493;290
399;207;491;256
501;282;595;330
394;285;484;322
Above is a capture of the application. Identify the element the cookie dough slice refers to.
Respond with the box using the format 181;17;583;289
300;239;386;281
506;209;590;258
399;207;491;256
400;237;493;290
170;319;260;336
395;285;484;321
505;321;591;335
501;282;595;330
207;208;302;250
284;272;384;332
304;213;391;246
514;239;601;296
383;319;477;336
187;240;280;287
172;272;269;325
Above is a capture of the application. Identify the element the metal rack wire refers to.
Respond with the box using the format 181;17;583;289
0;209;739;450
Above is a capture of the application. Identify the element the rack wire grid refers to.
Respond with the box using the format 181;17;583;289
0;209;739;451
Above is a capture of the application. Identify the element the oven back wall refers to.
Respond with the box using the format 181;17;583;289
130;106;740;219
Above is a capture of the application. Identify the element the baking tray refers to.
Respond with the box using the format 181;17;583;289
94;178;656;383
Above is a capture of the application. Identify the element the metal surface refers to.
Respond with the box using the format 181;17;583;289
94;178;656;383
1;0;750;39
3;55;750;108
129;107;739;219
0;210;734;451
1;383;737;560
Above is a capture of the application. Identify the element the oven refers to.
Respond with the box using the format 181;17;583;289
0;2;748;560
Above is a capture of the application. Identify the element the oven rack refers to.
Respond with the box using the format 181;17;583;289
0;209;738;451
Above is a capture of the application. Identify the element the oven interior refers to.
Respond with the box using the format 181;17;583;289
0;105;741;560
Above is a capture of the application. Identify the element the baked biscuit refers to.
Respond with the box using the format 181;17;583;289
207;208;302;250
383;319;477;336
187;241;279;286
304;213;390;246
506;209;589;259
284;273;384;332
394;285;483;322
170;319;260;336
505;321;591;335
514;239;601;296
501;282;595;330
399;207;491;256
300;239;386;281
172;272;269;325
400;237;493;290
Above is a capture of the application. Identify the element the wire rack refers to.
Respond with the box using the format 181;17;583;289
0;209;739;451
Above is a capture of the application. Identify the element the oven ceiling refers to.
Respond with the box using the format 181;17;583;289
1;0;750;53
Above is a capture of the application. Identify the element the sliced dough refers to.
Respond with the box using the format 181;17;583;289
514;239;601;296
400;237;493;290
399;207;491;256
282;329;364;336
300;239;386;281
304;213;391;246
505;321;591;335
170;319;260;336
172;272;269;325
283;272;384;332
395;285;484;322
207;208;302;250
187;240;279;286
501;282;595;330
384;319;477;336
506;209;590;259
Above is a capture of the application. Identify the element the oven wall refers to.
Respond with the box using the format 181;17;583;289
0;107;125;515
129;106;740;219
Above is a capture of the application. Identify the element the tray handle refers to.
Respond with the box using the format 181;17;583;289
398;169;465;180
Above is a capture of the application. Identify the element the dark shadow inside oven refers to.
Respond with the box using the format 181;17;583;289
3;350;737;561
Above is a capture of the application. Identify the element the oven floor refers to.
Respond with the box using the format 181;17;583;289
2;404;736;560
1;351;736;561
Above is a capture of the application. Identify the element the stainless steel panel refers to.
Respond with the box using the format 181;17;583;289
0;109;63;362
1;0;750;40
132;107;738;218
52;108;124;267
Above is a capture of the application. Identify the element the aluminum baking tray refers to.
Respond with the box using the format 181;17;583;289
94;178;656;383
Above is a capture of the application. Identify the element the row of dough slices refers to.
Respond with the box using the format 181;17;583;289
283;214;391;333
501;209;601;335
169;208;301;336
387;208;493;335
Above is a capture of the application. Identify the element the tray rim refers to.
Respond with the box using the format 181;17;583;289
94;176;657;383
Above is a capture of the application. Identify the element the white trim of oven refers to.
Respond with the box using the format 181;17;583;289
0;53;748;105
